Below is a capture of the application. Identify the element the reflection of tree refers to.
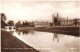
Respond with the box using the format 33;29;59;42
53;33;59;43
16;30;21;35
22;31;29;35
16;30;29;35
18;31;21;35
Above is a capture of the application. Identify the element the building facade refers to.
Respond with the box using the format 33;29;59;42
34;21;51;27
52;13;61;26
60;19;80;26
52;13;80;26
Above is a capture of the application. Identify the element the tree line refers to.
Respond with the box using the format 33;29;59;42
1;13;79;29
1;13;35;28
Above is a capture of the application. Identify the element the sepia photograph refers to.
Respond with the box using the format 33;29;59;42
1;0;80;52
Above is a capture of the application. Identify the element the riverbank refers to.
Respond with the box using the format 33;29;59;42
17;26;80;36
34;26;80;36
1;30;39;52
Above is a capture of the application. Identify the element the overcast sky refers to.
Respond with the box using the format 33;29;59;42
1;0;80;23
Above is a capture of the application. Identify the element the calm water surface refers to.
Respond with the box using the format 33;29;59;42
6;29;80;52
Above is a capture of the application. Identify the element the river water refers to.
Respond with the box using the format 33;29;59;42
5;29;80;52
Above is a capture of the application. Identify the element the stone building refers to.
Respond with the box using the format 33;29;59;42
60;18;80;26
34;21;51;27
52;13;61;26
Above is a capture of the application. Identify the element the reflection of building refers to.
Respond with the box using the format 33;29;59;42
34;21;51;27
53;33;59;42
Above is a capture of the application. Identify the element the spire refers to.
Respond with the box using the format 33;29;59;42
57;13;58;17
67;17;68;20
52;14;54;22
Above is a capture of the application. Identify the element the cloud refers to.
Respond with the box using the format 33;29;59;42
1;0;79;1
1;1;80;23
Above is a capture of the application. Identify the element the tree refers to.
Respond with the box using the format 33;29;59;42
1;13;6;21
73;18;78;26
22;21;29;25
15;21;22;27
1;13;7;28
7;20;14;26
1;20;7;28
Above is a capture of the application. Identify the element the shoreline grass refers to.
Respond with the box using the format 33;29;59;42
1;30;39;52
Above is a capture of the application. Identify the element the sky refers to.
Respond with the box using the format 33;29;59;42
1;0;80;23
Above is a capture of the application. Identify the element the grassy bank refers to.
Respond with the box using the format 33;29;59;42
34;26;80;36
1;30;39;52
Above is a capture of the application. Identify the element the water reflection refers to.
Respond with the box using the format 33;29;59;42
16;30;21;35
15;30;35;35
6;29;80;52
53;33;59;43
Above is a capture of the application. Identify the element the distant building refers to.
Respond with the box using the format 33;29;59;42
60;20;73;26
34;21;51;27
52;13;80;26
60;19;80;26
52;13;61;26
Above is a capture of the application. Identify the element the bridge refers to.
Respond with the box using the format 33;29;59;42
5;26;15;29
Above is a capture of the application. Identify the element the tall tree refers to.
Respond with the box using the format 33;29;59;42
15;21;22;27
1;13;6;21
1;13;7;28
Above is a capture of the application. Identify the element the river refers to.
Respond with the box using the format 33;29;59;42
5;29;80;52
